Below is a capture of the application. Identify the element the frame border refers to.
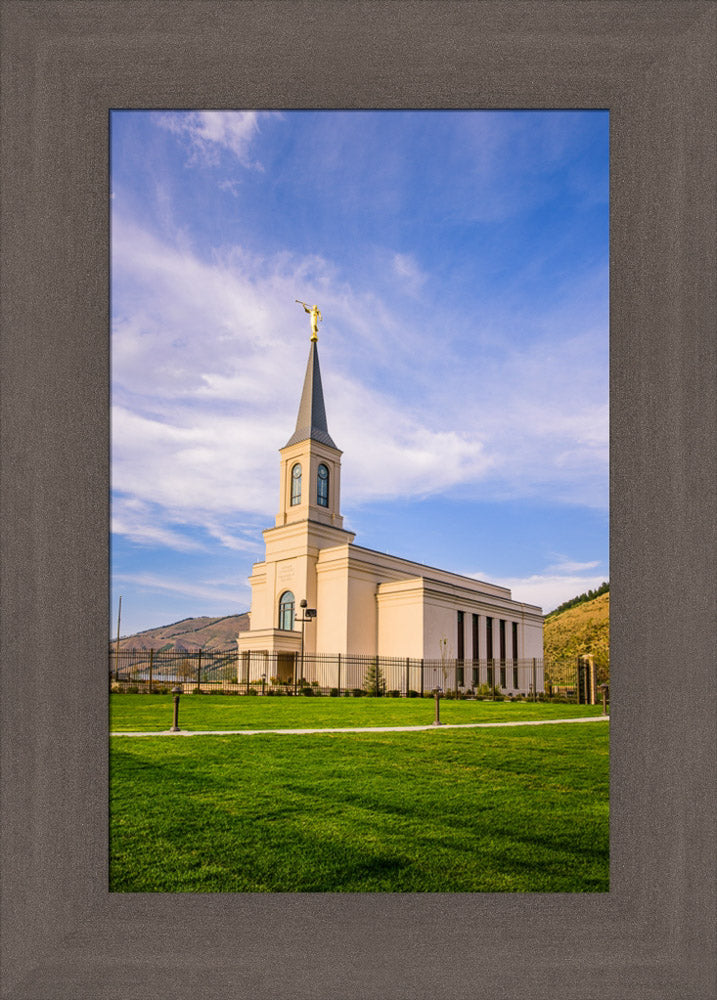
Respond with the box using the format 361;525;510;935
2;2;715;998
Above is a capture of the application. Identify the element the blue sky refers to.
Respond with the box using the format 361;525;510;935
110;110;609;638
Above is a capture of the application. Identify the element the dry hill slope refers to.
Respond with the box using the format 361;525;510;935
110;613;249;652
544;591;609;678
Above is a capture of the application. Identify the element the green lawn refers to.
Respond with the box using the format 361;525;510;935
110;692;604;732
109;701;609;893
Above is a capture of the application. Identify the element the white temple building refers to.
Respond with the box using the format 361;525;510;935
237;311;543;693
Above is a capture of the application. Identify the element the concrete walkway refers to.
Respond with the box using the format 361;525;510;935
111;715;609;737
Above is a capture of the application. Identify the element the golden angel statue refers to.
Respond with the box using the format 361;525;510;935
296;300;322;341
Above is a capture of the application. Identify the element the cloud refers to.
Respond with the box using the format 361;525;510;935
114;571;245;605
111;208;607;553
111;497;207;551
391;252;427;295
157;111;262;168
471;566;608;614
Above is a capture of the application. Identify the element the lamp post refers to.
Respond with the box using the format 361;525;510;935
296;599;317;689
170;685;182;732
433;686;443;726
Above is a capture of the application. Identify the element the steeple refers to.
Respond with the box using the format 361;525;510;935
283;340;337;449
275;303;344;530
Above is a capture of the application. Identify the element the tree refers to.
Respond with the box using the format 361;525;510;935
363;658;386;696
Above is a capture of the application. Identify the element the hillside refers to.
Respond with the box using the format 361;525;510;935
544;591;609;677
110;613;249;652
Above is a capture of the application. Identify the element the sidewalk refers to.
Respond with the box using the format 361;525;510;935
111;715;609;737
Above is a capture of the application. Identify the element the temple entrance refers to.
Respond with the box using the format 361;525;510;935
277;652;296;684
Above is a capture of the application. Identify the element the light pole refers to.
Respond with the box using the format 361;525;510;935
296;599;317;689
433;686;443;726
170;686;182;732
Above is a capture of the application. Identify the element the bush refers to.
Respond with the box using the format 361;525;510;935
363;660;386;697
329;688;340;697
246;688;258;696
126;686;139;694
301;687;314;696
351;688;365;698
387;690;400;698
407;690;419;698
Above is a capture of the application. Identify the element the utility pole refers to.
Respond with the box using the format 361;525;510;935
114;596;122;682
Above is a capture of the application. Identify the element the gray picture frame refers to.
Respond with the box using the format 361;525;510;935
1;2;715;998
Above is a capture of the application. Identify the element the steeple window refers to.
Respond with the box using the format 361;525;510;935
278;591;295;630
290;463;302;505
317;464;329;507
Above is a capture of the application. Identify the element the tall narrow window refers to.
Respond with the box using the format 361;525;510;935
457;611;464;661
278;591;295;630
512;621;519;689
290;463;302;505
486;617;494;689
317;463;329;507
499;619;507;687
472;614;479;661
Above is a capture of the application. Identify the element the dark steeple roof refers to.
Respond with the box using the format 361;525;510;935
283;340;337;449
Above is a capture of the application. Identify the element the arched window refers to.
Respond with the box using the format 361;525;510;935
290;463;302;505
278;591;295;631
317;463;329;507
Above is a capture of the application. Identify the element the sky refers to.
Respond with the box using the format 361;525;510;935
110;109;609;638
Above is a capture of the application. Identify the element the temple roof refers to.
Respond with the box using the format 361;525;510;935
283;340;338;450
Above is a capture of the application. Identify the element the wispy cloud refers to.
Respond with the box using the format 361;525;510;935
157;111;262;168
471;564;608;614
114;571;245;605
111;497;207;551
111;211;607;549
391;252;427;295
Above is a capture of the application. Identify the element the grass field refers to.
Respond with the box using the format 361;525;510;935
110;692;603;732
110;696;609;893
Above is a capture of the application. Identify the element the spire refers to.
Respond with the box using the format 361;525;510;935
283;340;337;449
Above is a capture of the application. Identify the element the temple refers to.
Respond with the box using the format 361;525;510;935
237;312;544;692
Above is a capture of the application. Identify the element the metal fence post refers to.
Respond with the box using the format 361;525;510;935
405;658;410;697
337;653;341;695
532;658;537;701
420;659;424;697
148;649;154;694
196;649;202;691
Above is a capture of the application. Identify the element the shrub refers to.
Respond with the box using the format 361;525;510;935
387;690;400;698
407;690;419;698
301;687;314;696
363;660;386;697
351;688;365;698
126;686;139;694
246;688;258;696
329;688;340;697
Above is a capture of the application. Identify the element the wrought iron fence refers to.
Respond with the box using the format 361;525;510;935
109;648;606;704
